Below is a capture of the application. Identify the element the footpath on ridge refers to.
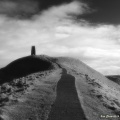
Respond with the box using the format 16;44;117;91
48;68;87;120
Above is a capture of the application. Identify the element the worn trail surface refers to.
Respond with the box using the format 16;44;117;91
48;68;87;120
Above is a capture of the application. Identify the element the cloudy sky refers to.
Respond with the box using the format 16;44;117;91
0;0;120;75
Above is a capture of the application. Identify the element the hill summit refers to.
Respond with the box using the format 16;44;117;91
0;55;55;83
0;55;120;120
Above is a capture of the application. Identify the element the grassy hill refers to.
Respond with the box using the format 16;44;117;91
0;55;120;120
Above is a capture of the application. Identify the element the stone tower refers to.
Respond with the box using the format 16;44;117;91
31;46;36;55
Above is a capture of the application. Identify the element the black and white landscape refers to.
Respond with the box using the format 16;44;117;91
0;55;120;120
0;0;120;120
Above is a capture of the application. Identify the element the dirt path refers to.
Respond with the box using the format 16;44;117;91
48;68;87;120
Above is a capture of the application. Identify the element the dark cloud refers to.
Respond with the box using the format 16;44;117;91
78;0;120;25
0;0;75;19
38;0;73;9
0;0;39;19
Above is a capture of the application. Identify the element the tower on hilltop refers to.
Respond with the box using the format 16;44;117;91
31;46;36;55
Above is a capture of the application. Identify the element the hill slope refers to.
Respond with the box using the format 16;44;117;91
53;57;120;120
0;55;55;83
0;55;120;120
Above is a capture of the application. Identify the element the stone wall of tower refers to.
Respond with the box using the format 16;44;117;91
31;46;36;55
